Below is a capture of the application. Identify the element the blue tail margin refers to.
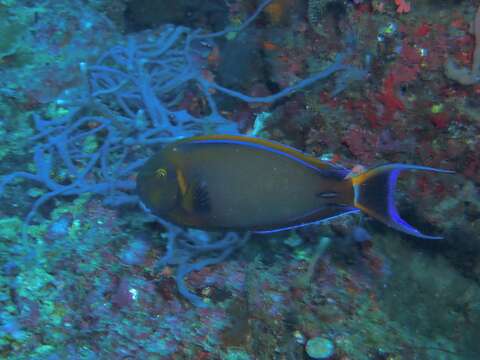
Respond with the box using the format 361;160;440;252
351;164;454;239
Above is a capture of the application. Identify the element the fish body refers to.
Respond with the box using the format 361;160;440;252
137;135;452;238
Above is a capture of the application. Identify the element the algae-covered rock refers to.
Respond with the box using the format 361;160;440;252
305;336;335;359
0;2;37;62
0;217;22;241
0;9;24;59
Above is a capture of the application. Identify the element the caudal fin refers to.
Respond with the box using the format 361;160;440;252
351;164;454;239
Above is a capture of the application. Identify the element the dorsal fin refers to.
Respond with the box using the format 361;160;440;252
175;135;348;177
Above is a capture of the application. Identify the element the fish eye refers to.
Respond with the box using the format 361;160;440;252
154;167;168;179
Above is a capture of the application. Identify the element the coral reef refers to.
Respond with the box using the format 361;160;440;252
445;5;480;85
0;0;479;358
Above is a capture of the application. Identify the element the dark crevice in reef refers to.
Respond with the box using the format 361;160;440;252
123;0;229;33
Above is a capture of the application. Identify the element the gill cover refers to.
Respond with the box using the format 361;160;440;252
136;152;180;215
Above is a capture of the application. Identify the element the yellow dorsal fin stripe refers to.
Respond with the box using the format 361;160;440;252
174;134;334;171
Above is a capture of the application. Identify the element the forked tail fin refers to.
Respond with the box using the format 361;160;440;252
351;164;454;239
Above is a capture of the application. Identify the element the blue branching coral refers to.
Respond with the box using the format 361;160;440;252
0;0;362;306
151;217;250;307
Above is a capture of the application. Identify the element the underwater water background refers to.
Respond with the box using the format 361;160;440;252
0;0;480;359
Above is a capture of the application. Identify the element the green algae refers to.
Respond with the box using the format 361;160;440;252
33;344;55;355
222;348;252;360
16;268;55;298
0;2;45;67
0;217;22;240
45;102;70;119
0;9;24;59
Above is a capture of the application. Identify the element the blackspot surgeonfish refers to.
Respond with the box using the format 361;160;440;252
136;135;453;239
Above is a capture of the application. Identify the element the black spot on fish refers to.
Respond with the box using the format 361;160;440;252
193;180;211;213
